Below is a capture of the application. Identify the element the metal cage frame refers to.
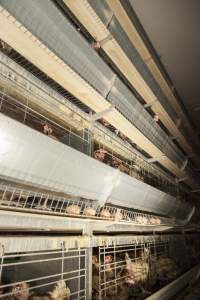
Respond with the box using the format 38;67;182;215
0;242;87;300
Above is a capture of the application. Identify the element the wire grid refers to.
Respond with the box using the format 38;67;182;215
0;45;91;114
93;144;180;198
0;182;175;226
0;243;87;300
94;238;185;300
0;90;91;155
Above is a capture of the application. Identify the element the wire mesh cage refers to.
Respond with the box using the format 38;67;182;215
0;90;91;156
92;236;189;300
0;243;87;300
0;181;174;227
0;50;191;202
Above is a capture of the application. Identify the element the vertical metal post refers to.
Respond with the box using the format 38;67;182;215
78;246;80;300
113;243;117;296
103;245;106;300
23;105;28;124
61;242;65;280
0;245;5;283
86;247;93;300
0;89;5;111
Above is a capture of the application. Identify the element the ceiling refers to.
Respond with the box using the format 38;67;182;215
129;0;200;134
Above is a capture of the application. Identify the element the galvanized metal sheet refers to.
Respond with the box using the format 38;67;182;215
0;114;194;221
0;113;117;205
109;170;192;221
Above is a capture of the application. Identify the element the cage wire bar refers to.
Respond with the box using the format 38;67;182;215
92;235;196;300
0;243;87;300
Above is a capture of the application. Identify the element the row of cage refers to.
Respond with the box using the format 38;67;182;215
0;88;190;201
94;235;200;300
0;182;174;226
0;46;189;201
0;244;87;300
0;235;199;300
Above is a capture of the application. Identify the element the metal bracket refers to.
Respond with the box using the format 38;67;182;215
143;99;158;108
99;34;113;47
89;106;113;124
147;155;166;163
105;11;114;28
181;158;188;171
82;224;93;236
105;74;117;99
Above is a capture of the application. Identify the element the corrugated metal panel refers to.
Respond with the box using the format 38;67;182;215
0;114;194;221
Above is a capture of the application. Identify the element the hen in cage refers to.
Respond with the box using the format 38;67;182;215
35;281;69;300
83;207;96;217
6;282;30;300
65;204;81;215
92;254;116;300
93;244;154;300
0;190;23;207
41;122;58;141
111;209;124;221
149;217;161;225
124;251;150;285
92;256;100;299
6;280;70;300
0;40;12;54
154;256;178;282
0;244;87;300
99;208;111;219
135;216;148;225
